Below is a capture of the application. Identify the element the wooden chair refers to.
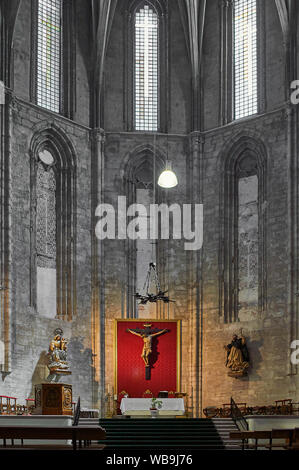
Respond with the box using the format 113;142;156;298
118;390;129;401
158;391;168;398
16;405;27;415
142;389;153;398
8;397;17;414
0;396;17;415
25;398;35;414
275;399;292;415
203;407;219;418
0;396;7;414
291;402;299;415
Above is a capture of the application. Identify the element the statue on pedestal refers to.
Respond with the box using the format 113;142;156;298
224;330;249;378
47;328;72;383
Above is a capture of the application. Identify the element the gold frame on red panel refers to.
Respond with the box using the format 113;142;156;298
113;319;181;395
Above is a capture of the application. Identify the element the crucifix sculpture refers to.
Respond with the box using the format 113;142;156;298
126;324;169;380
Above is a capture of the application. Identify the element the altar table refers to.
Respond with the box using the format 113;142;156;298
120;398;185;416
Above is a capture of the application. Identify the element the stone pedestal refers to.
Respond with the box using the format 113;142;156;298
33;383;73;416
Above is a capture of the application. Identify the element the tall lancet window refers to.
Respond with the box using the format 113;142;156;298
36;0;62;112
36;150;57;318
237;158;259;321
134;4;159;131
233;0;257;119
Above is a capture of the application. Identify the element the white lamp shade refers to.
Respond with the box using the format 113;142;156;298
157;161;178;188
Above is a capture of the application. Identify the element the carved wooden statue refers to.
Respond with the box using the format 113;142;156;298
47;328;72;383
127;323;168;380
224;331;249;378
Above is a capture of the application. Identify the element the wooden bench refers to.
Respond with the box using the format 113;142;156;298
271;429;294;448
0;426;106;451
230;429;295;450
230;430;272;450
247;431;271;450
283;428;299;450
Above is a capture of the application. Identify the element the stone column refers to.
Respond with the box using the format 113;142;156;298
0;89;12;376
219;0;233;125
91;128;106;413
188;131;204;417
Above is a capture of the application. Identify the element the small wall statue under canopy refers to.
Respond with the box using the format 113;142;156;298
224;330;250;378
47;328;72;383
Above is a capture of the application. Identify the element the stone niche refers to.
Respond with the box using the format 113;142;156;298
33;383;73;416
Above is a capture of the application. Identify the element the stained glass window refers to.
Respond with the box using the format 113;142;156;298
135;4;159;131
233;0;258;119
36;0;62;112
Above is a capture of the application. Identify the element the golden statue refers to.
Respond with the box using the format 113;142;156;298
224;331;249;377
126;324;169;379
47;328;71;382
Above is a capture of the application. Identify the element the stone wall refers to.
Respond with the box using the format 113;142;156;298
201;109;293;409
0;97;94;408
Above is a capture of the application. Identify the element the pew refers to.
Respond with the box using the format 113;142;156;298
283;428;299;450
230;430;272;450
229;431;247;450
271;429;294;449
0;425;106;450
230;429;295;450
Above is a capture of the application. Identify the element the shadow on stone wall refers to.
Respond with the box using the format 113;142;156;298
67;337;93;393
247;337;263;381
29;351;49;397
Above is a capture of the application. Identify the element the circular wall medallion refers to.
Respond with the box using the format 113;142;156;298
39;149;55;166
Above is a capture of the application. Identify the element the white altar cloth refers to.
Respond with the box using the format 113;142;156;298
120;398;185;416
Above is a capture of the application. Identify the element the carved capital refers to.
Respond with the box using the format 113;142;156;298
283;104;295;120
92;128;106;145
6;91;18;110
219;0;233;8
190;131;205;147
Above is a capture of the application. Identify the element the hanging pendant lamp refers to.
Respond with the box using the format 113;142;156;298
158;160;178;188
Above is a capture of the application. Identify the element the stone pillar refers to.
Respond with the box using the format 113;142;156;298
219;0;233;125
91;128;106;414
188;131;204;417
0;89;12;376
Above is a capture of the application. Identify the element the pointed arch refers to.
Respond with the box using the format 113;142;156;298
121;144;166;318
219;133;267;323
29;123;77;321
122;143;165;183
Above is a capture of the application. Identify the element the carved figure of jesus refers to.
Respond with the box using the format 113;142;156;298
126;328;168;367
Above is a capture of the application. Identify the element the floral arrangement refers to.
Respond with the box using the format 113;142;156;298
150;397;163;410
